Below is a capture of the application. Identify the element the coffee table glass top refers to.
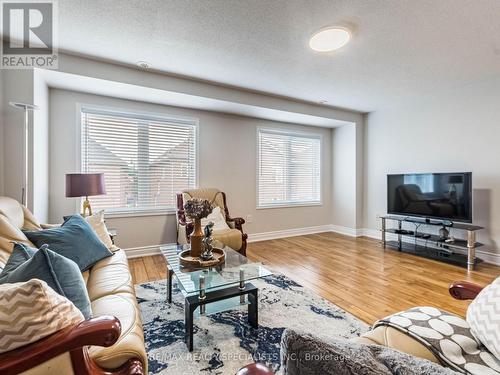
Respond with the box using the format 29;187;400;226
160;243;272;294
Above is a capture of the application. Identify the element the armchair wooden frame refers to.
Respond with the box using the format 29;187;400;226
449;280;484;300
0;316;144;375
176;191;248;255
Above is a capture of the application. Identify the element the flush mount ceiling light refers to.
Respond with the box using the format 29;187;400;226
309;27;351;52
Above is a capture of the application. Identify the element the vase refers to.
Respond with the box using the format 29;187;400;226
190;218;204;257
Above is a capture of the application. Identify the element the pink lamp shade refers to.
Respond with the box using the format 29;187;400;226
66;173;106;198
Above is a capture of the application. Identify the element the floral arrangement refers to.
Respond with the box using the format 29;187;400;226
183;198;213;220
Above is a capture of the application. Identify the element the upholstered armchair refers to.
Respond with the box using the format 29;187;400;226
355;280;489;364
176;188;248;255
236;280;494;375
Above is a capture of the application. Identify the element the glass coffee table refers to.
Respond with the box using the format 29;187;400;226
160;243;272;351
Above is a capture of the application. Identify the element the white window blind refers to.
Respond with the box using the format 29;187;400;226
81;107;197;214
258;129;321;208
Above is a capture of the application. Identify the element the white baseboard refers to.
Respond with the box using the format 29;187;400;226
330;224;364;237
124;244;162;259
247;225;333;243
476;250;500;266
359;228;383;240
358;228;500;266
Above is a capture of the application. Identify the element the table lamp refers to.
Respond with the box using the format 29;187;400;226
66;173;106;216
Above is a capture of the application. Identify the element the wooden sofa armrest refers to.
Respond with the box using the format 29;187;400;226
0;316;142;375
449;281;484;300
236;363;275;375
227;216;245;231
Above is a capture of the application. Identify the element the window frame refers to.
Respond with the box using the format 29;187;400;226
256;127;323;210
76;103;199;217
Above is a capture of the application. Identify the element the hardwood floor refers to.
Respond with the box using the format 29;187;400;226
128;232;499;324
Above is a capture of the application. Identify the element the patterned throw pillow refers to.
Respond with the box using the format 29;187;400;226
0;279;84;353
467;277;500;360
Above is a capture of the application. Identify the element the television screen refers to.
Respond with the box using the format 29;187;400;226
387;172;472;222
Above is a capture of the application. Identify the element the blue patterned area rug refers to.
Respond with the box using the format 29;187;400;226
135;274;368;374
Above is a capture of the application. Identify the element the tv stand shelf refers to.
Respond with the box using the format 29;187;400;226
380;215;484;271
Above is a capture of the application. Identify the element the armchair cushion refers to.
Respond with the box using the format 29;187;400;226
213;228;243;251
467;276;500;360
373;306;499;374
0;279;84;353
24;215;113;272
355;325;439;364
0;245;92;319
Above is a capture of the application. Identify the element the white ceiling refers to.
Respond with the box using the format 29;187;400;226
56;0;500;112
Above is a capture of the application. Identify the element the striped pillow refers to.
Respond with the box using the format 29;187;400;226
467;277;500;360
0;279;84;353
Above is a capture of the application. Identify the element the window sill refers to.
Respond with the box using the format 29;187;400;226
104;209;177;219
257;202;323;210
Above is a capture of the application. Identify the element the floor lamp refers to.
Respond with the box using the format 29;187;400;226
9;102;39;207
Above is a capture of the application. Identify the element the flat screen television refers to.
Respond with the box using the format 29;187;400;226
387;172;472;223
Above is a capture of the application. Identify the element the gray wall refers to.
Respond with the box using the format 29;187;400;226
364;77;500;258
49;89;334;249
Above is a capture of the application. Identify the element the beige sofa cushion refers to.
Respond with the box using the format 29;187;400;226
0;215;35;270
89;292;146;372
356;325;439;363
86;248;147;371
0;197;41;271
0;196;41;231
86;250;135;301
0;279;84;353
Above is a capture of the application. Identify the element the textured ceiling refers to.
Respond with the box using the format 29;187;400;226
56;0;500;112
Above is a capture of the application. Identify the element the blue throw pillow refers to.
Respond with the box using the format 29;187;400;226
0;245;92;319
0;243;37;281
24;215;113;272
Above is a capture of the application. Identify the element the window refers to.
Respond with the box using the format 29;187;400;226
81;106;197;214
257;128;321;208
404;174;435;193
